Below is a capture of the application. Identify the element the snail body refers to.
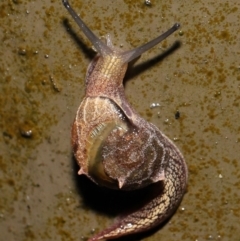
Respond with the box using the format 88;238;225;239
62;0;188;240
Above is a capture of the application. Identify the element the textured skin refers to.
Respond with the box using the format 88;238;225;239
88;141;187;241
71;55;188;240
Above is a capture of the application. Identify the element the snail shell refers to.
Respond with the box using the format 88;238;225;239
63;0;188;240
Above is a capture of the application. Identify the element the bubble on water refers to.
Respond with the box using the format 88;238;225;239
145;0;152;6
150;102;160;108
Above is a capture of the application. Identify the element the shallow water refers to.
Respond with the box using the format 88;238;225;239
0;0;239;241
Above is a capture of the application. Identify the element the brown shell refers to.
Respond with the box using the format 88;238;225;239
72;52;172;190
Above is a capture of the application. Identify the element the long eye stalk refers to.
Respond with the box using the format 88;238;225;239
62;0;112;56
121;23;180;63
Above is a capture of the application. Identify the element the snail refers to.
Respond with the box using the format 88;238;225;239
62;0;188;240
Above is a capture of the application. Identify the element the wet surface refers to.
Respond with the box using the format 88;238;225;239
0;0;239;241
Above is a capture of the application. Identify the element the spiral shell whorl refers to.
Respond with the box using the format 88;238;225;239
102;120;168;190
